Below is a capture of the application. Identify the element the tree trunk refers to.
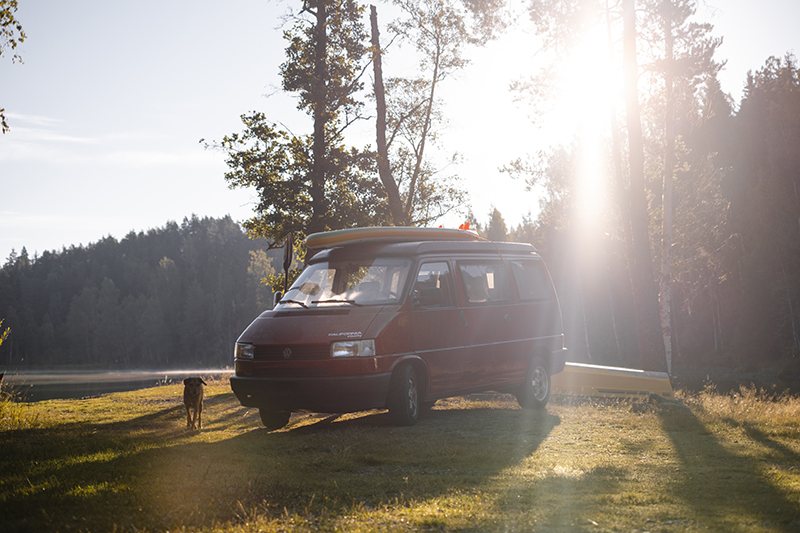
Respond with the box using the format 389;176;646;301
309;0;329;234
622;0;667;372
660;5;674;375
780;258;800;348
606;0;637;365
405;36;440;219
580;275;592;361
607;263;623;365
370;5;407;226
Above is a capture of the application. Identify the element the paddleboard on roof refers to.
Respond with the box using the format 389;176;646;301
305;226;485;249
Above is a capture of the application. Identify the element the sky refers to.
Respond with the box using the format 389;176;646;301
0;0;798;261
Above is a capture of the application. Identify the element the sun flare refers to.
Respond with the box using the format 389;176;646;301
553;24;619;229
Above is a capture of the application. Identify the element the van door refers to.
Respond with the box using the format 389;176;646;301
410;261;465;395
456;260;517;388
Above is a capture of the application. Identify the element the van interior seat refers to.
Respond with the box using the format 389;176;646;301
464;273;489;303
355;281;381;301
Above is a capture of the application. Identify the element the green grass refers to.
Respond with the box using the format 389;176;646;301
2;378;800;532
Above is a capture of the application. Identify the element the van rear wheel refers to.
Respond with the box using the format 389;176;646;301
516;357;550;410
388;365;420;426
259;407;291;430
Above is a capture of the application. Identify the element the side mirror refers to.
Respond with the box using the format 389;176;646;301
272;291;283;309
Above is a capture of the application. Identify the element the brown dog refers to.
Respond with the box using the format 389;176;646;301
183;377;207;430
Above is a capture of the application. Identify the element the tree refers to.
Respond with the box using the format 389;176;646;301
486;207;508;241
370;4;407;225
508;211;537;245
217;0;505;239
0;0;26;133
723;54;800;361
512;0;725;371
0;216;276;369
244;250;276;312
621;0;667;371
0;319;8;348
659;73;733;365
390;0;471;223
369;0;505;226
382;0;481;225
633;0;723;373
95;278;123;366
213;0;391;245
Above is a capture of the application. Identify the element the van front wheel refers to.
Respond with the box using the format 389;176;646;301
388;365;420;426
259;407;291;430
516;357;550;410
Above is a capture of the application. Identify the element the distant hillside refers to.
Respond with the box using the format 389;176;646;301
0;215;279;369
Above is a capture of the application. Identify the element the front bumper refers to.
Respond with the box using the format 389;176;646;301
230;372;392;414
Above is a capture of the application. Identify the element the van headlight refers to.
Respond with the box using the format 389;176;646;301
235;343;255;360
331;339;376;358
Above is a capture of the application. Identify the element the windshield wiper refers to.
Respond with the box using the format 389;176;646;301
311;299;362;307
279;299;309;309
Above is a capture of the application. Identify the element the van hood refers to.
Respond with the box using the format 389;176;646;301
238;306;388;346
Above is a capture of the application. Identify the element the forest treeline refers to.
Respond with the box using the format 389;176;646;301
0;216;277;369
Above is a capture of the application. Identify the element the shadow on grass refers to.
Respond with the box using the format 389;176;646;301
0;403;188;532
494;464;628;532
658;409;800;531
0;395;560;532
721;416;800;469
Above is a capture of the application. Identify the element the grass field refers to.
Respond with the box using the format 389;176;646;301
1;377;800;532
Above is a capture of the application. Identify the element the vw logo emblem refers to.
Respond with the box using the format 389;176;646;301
282;347;293;359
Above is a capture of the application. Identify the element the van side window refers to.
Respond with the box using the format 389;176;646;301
458;262;512;304
510;260;553;301
413;262;454;308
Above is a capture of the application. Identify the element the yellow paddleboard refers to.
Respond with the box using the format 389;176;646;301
550;362;674;400
306;226;485;249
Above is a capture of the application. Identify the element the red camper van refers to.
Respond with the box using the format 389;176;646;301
230;227;567;429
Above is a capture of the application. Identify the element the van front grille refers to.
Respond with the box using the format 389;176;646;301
252;367;331;378
253;344;330;360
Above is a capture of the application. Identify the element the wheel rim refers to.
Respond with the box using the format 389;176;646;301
531;366;549;401
406;373;419;417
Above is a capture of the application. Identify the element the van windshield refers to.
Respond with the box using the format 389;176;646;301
279;258;412;308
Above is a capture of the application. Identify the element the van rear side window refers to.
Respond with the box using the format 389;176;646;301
510;260;553;301
458;262;512;304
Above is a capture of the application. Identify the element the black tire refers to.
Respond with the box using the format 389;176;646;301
516;357;551;410
259;407;291;430
388;365;420;426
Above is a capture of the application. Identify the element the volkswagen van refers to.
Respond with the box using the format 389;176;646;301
230;227;567;429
